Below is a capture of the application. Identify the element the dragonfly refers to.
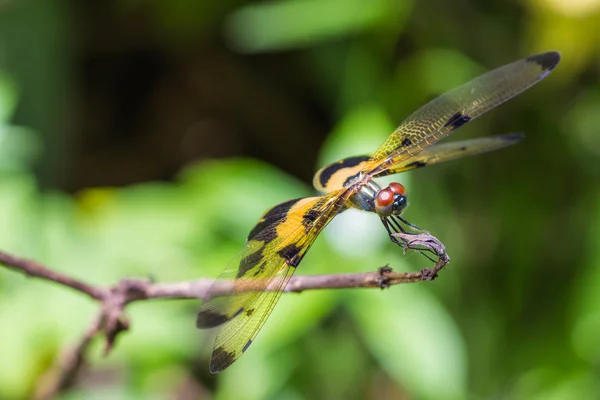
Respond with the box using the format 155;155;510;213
196;51;560;373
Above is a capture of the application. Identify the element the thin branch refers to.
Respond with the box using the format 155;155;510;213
139;268;424;301
34;312;104;400
0;252;107;301
0;234;450;399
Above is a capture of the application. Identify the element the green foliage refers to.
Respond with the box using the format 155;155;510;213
225;0;412;53
1;0;600;399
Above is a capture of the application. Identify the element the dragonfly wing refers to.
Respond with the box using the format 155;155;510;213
312;155;371;193
206;259;295;373
197;189;350;373
367;51;560;175
377;133;524;176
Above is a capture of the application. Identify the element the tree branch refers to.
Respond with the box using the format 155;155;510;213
0;252;107;301
0;234;449;399
34;312;104;400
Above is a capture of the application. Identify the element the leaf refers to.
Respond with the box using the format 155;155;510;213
225;0;412;53
349;285;467;400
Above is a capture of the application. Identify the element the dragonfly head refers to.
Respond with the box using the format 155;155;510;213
374;182;407;218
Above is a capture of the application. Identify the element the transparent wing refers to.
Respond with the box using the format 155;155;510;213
366;51;560;176
196;189;349;373
376;133;523;176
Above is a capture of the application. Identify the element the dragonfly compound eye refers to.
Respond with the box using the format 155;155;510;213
389;182;406;195
385;183;408;215
392;194;407;215
375;188;394;217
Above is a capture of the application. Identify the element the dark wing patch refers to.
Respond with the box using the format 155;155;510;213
303;208;319;228
211;347;237;374
251;262;267;277
251;225;277;245
196;310;230;328
313;155;370;193
443;112;472;130
318;156;370;188
247;198;304;242
277;243;303;267
237;247;265;278
405;161;427;169
526;52;561;71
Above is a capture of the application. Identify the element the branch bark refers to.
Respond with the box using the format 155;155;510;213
0;252;107;300
0;236;449;399
34;312;104;400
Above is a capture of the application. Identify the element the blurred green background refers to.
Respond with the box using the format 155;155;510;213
0;0;599;399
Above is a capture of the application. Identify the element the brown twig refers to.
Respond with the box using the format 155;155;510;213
0;235;450;399
34;312;104;400
141;269;426;300
0;252;107;301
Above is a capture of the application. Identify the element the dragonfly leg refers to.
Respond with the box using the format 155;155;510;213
384;217;451;279
382;217;438;262
381;218;406;246
393;229;447;264
397;216;429;234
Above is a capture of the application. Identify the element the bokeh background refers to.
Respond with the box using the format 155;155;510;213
0;0;599;399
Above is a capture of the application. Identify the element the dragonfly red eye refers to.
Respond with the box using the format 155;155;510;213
389;182;406;195
376;188;394;207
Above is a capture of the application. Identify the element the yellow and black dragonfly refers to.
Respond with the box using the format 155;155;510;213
196;51;560;373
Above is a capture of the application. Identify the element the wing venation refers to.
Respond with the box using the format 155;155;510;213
366;51;559;175
197;189;351;373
